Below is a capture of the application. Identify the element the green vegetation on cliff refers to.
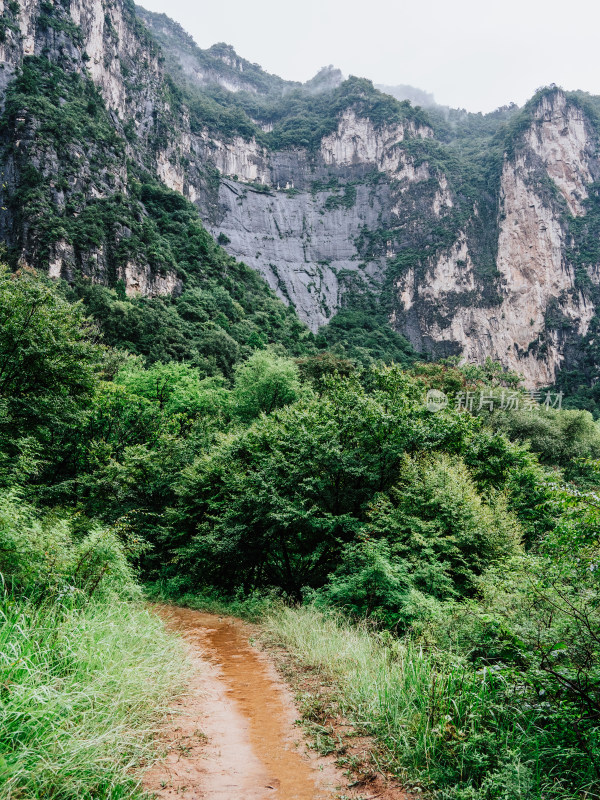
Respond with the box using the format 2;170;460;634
2;8;600;799
139;6;429;150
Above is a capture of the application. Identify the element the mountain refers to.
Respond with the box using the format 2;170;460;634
2;0;600;392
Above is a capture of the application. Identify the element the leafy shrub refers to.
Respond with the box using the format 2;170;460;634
0;492;139;600
315;537;410;628
317;454;521;629
490;405;600;474
0;266;103;492
171;367;531;598
231;349;302;421
366;454;521;599
267;599;600;800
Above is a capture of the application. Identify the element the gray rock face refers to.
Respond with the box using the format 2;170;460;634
179;110;436;331
209;178;390;330
3;0;600;388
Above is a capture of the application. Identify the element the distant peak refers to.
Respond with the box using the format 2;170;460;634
304;65;344;94
208;42;244;69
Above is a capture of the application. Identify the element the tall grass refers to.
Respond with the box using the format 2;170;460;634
266;605;598;800
0;595;188;800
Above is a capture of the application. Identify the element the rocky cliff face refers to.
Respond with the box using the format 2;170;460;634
394;91;600;386
0;0;188;295
2;0;600;387
186;109;435;330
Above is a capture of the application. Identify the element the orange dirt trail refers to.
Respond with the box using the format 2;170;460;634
143;606;360;800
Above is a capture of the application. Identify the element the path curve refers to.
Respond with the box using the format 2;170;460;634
142;606;354;800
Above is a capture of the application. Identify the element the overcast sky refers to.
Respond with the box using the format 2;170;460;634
139;0;599;112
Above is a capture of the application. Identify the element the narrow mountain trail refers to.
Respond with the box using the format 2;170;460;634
143;606;374;800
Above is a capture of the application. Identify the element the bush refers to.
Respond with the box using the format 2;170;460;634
490;405;600;469
170;367;533;598
0;266;102;487
315;537;411;627
231;349;302;421
0;491;139;600
366;454;522;600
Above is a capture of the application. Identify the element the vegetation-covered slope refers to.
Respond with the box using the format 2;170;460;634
2;267;599;798
1;6;600;796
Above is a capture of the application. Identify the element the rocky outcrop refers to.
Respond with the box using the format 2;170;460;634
196;134;270;184
320;109;431;170
121;261;182;297
524;92;594;215
187;111;440;331
208;179;391;329
393;91;600;386
2;0;600;386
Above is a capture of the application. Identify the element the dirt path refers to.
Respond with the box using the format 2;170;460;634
142;606;362;800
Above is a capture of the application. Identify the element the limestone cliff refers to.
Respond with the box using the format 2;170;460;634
2;0;600;388
393;91;600;386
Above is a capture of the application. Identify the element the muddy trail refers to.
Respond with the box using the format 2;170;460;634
143;606;398;800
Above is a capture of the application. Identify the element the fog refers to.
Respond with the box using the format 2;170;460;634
138;0;599;112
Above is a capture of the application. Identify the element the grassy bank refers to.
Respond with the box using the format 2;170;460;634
265;605;598;800
0;596;187;800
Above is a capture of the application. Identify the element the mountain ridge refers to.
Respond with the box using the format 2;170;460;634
1;0;600;395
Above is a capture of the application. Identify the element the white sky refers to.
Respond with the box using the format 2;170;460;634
139;0;600;113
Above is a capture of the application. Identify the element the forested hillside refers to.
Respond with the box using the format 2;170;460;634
1;266;599;799
1;0;600;797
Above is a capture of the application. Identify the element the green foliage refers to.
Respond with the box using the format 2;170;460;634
366;454;521;600
551;181;600;412
73;277;314;376
315;537;411;628
134;14;431;152
0;280;187;798
295;351;356;389
267;597;599;800
115;357;229;418
6;7;600;798
146;581;278;622
0;0;18;41
490;405;600;472
0;492;139;600
169;367;534;598
3;57;314;374
0;266;103;488
310;450;521;629
322;182;357;211
316;296;419;368
0;266;597;800
231;349;302;421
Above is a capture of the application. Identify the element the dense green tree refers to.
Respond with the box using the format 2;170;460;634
315;537;411;628
490;405;600;469
230;350;302;422
0;266;103;487
366;454;521;599
168;368;534;597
